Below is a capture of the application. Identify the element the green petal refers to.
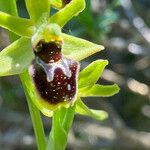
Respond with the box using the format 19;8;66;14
49;0;85;27
0;11;34;37
25;0;50;23
76;98;108;120
50;0;63;8
62;34;104;61
79;84;120;97
0;37;34;76
78;60;108;88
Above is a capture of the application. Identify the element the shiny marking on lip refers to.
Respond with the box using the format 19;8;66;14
36;57;72;82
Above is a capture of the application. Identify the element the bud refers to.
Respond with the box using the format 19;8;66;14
29;23;79;111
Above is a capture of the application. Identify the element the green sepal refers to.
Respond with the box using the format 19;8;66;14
25;0;50;23
0;0;19;41
62;34;104;61
0;0;18;16
0;33;104;77
47;108;67;150
49;0;86;27
78;60;108;88
0;11;34;37
79;84;120;97
0;37;34;76
76;98;108;120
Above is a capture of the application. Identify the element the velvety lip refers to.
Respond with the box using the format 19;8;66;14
30;41;79;105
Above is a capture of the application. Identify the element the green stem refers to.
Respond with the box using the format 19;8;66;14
1;0;46;149
47;109;67;150
47;106;75;150
62;105;75;133
27;96;46;150
20;75;46;150
28;102;46;150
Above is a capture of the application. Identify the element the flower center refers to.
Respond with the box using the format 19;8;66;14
29;41;80;106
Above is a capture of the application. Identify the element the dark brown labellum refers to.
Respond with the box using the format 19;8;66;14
29;42;79;106
34;41;62;63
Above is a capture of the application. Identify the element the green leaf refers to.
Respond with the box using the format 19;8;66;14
50;0;63;8
76;98;108;120
49;0;86;27
62;33;104;61
0;11;34;37
25;0;50;23
0;37;34;76
78;60;108;88
79;84;120;97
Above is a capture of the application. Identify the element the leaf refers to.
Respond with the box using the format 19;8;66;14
49;0;86;27
50;0;63;8
76;98;108;120
0;37;34;76
79;84;120;97
62;33;104;61
0;11;34;37
25;0;50;23
78;60;108;88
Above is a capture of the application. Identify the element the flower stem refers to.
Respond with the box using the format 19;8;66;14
20;77;46;150
19;71;47;150
27;96;46;150
62;105;75;133
47;108;67;150
47;106;75;150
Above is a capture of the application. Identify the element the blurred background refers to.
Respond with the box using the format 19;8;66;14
0;0;150;149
